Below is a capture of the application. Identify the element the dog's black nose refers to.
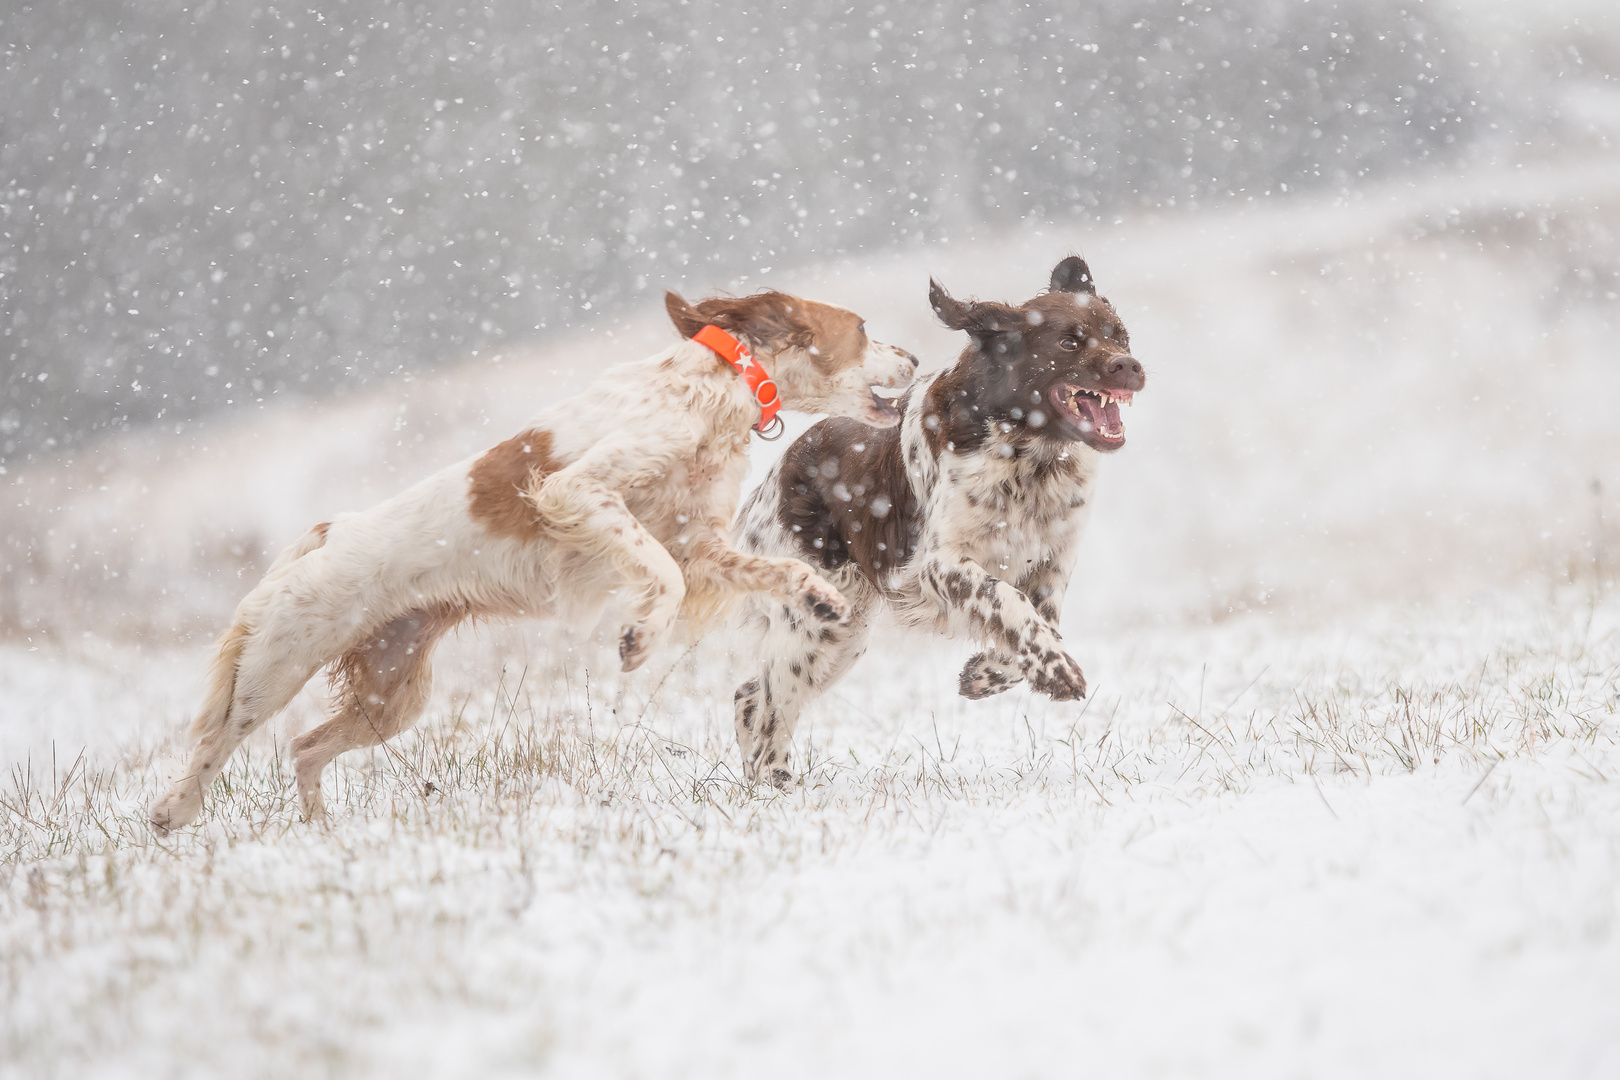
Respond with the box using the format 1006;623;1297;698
903;350;920;369
1108;356;1146;382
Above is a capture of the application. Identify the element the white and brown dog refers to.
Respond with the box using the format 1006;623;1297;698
149;290;917;829
729;257;1145;788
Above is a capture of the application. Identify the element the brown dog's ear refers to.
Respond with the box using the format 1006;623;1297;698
684;291;814;351
1049;256;1096;296
930;278;1020;341
929;278;975;331
665;291;707;339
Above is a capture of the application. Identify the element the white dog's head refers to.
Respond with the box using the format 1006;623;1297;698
666;290;917;426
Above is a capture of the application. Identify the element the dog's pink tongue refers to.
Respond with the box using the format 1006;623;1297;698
1100;400;1124;436
1073;394;1104;428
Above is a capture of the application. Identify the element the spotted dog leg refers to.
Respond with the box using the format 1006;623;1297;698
919;554;1086;700
959;560;1074;698
959;648;1024;699
733;598;872;790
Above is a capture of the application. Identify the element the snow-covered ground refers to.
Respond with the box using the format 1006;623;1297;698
3;592;1618;1077
3;142;1619;1076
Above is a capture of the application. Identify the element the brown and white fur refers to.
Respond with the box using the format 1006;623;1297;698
728;257;1146;789
149;290;918;830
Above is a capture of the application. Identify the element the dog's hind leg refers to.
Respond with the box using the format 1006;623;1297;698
149;599;339;831
733;595;872;791
290;606;458;820
149;525;341;832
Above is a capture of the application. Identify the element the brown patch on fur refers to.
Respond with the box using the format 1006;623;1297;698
922;366;985;456
792;300;868;374
467;428;558;540
775;413;922;579
664;290;869;373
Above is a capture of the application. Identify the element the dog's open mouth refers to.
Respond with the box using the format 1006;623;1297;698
1050;384;1132;445
869;385;904;423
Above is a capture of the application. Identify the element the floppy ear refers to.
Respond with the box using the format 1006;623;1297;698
1049;256;1096;296
929;278;976;331
930;278;1020;342
665;291;707;339
686;291;814;351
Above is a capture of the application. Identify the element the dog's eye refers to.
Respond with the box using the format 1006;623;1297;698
1058;335;1080;351
858;321;866;336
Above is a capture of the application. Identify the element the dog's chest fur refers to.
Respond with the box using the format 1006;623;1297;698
742;379;1098;621
538;346;757;546
920;432;1095;577
629;431;752;541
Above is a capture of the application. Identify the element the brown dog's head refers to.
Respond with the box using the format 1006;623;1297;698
665;290;917;427
926;256;1145;453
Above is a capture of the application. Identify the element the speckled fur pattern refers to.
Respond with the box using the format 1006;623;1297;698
149;291;917;830
728;258;1146;789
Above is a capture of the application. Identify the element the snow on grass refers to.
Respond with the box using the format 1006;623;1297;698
3;141;1620;1076
3;588;1617;1078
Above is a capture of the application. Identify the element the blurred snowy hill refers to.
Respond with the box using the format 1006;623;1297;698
0;0;1493;463
4;142;1616;639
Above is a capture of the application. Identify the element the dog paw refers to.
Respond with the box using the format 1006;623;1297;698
767;767;802;791
148;788;202;833
810;598;844;622
296;777;327;823
618;622;659;672
797;574;850;623
746;764;801;792
1025;647;1087;701
743;751;801;792
959;651;1024;699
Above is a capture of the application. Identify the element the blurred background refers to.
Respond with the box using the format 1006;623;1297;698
1;0;1616;640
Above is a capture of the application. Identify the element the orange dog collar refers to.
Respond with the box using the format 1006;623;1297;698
692;324;784;439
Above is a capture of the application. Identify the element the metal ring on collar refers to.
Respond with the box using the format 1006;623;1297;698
752;377;780;410
754;415;786;440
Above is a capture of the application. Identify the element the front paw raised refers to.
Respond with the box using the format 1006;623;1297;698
618;621;664;671
794;570;850;624
1024;645;1087;701
959;650;1024;699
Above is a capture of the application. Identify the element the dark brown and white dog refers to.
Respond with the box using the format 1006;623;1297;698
728;257;1145;788
149;290;917;830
